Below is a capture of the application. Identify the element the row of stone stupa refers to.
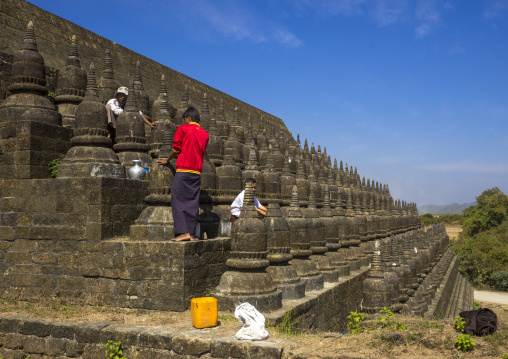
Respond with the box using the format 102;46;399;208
212;179;443;313
0;22;419;218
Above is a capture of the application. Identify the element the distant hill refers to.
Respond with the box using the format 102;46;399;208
418;202;476;215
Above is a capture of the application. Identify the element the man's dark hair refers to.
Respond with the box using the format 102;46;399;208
245;178;257;185
183;106;200;123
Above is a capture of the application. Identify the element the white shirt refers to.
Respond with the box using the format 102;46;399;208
231;190;261;217
106;98;124;116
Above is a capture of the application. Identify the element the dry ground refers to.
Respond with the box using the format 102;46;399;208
445;224;463;241
1;297;507;358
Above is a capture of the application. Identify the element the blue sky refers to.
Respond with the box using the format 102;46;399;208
29;0;508;206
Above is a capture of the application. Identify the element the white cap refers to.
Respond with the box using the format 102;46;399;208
115;86;128;96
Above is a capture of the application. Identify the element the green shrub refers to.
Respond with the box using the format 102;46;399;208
276;309;301;336
378;307;394;327
452;220;508;288
347;311;365;334
455;334;475;351
492;270;508;291
454;316;465;333
461;188;508;236
105;340;127;359
48;155;65;178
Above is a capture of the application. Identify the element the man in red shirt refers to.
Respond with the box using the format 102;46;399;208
157;107;209;241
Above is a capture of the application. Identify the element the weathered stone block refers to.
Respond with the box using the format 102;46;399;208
0;196;25;211
248;341;284;359
171;333;211;356
103;268;130;280
1;212;18;226
55;276;85;291
32;252;56;264
135;348;174;359
100;325;148;347
0;317;19;334
6;252;31;264
45;337;66;356
0;226;14;240
59;226;86;240
57;253;77;266
65;339;85;357
138;327;173;350
129;268;161;280
74;322;111;343
4;333;23;350
28;226;59;240
22;335;45;353
13;226;28;238
50;322;76;339
18;318;52;337
55;240;79;252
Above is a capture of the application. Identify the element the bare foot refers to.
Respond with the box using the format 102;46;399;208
171;233;191;241
190;236;199;241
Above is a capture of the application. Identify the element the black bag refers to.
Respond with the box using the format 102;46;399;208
459;308;498;336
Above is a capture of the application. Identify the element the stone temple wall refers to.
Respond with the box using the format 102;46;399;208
0;0;473;341
0;0;286;131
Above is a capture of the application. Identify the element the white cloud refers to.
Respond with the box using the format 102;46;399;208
414;161;508;174
414;0;441;38
484;1;508;19
273;30;304;48
448;44;465;55
371;0;409;27
172;0;303;48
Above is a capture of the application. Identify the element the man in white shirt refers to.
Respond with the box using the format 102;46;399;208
230;178;267;223
106;86;157;142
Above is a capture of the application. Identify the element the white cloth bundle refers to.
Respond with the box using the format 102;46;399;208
234;302;270;340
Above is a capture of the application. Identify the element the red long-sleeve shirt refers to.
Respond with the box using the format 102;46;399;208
172;122;209;175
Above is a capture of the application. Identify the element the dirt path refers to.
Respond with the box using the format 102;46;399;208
445;224;462;240
475;290;508;305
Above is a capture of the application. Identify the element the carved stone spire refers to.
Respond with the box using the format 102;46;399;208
133;61;151;123
223;119;244;166
287;185;324;291
215;99;229;140
0;21;61;125
362;240;393;312
175;85;190;126
215;182;282;311
97;49;118;105
200;92;211;131
262;144;281;197
55;36;87;128
59;63;125;178
242;145;263;193
205;107;224;166
216;155;242;196
295;154;310;202
279;148;296;200
149;75;176;157
308;184;339;283
242;114;255;163
264;201;305;299
151;74;176;127
113;80;151;168
258;128;270;170
230;107;245;143
130;117;175;241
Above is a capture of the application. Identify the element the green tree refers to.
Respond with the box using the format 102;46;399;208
461;187;508;236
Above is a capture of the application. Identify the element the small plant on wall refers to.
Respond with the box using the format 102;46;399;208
48;154;65;178
105;340;127;359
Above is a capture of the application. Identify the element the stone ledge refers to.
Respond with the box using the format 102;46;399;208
266;267;370;332
0;316;285;358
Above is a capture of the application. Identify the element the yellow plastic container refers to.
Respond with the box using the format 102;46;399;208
191;297;218;328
